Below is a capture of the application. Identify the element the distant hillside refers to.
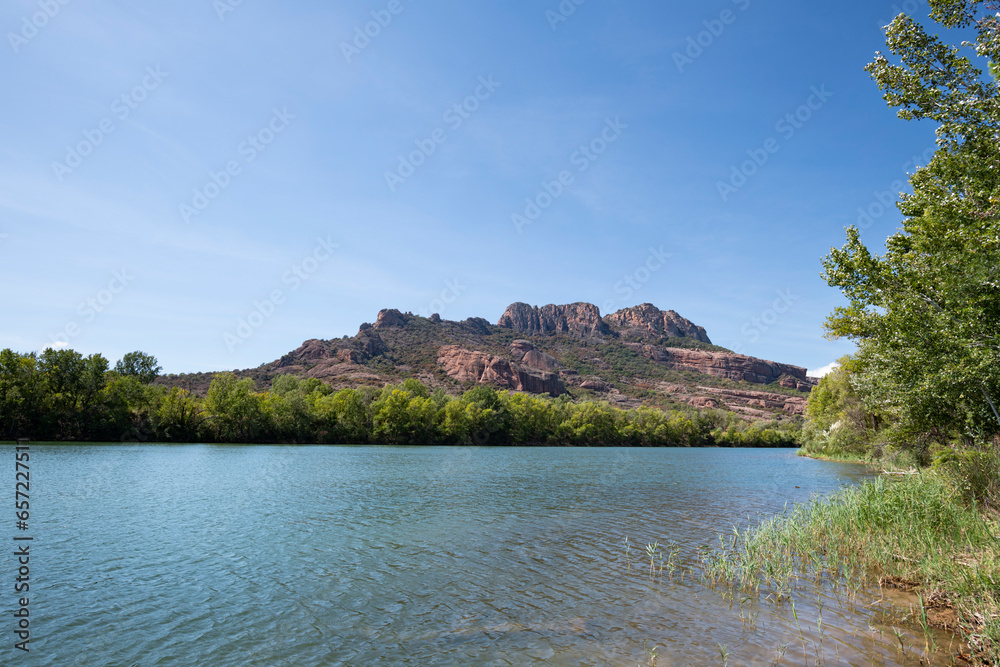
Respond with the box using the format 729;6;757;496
157;302;817;424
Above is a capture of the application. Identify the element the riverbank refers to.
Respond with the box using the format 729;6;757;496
796;448;872;464
706;463;1000;664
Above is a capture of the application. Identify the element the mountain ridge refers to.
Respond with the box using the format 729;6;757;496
159;301;816;424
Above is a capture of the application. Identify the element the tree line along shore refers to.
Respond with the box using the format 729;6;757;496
0;348;799;447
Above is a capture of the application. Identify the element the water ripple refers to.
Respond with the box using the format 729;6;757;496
10;445;958;666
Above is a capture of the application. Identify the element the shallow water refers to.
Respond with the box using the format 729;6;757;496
2;445;960;665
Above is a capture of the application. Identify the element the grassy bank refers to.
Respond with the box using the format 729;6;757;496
704;469;1000;664
796;448;872;464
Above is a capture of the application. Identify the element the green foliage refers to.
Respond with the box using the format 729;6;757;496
933;445;1000;511
0;350;41;439
114;351;162;384
0;347;803;446
823;0;1000;452
799;357;880;460
155;387;203;442
204;373;267;442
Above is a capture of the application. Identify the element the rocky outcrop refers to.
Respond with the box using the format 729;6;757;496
216;301;817;413
283;339;332;364
337;349;363;364
373;308;408;329
580;379;611;392
779;374;815;392
698;387;808;416
275;329;389;371
354;330;389;359
509;340;562;372
437;345;565;396
463;317;493;335
498;302;610;337
604;304;712;343
630;345;809;386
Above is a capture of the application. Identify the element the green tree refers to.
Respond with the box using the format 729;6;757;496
314;387;375;443
823;1;1000;447
155;387;204;442
114;351;162;384
0;350;41;438
204;373;268;442
32;349;113;438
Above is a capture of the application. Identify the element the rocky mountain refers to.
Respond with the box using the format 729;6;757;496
604;303;711;343
159;302;817;423
497;302;610;337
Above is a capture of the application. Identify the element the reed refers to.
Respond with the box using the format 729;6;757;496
703;470;1000;664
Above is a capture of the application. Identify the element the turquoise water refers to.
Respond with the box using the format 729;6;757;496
1;445;952;665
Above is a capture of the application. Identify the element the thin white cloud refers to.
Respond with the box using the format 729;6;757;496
808;361;840;378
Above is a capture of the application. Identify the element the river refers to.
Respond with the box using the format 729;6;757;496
2;445;957;665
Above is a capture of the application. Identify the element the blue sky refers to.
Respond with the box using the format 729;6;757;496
0;0;958;376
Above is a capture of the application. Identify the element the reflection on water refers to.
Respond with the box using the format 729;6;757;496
12;445;960;665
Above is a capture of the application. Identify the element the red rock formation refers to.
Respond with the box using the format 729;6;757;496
604;304;712;343
337;349;363;364
698;386;808;415
498;302;610;337
437;345;565;395
509;340;562;371
286;339;332;362
373;309;407;329
355;330;389;358
630;345;810;385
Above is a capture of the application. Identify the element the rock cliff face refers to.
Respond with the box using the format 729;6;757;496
373;308;408;329
172;300;817;422
604;304;711;343
698;387;808;416
630;345;811;386
437;346;565;396
509;340;562;371
498;302;610;337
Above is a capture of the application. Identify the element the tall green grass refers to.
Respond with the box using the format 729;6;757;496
704;471;1000;663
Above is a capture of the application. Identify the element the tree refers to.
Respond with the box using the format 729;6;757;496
801;357;880;458
155;387;204;442
204;373;267;442
0;350;41;438
114;351;162;385
823;0;1000;446
314;388;371;443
